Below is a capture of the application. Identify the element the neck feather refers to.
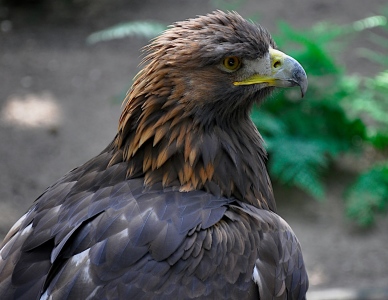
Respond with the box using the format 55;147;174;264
111;89;276;211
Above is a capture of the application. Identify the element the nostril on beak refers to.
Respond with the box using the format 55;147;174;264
273;60;282;69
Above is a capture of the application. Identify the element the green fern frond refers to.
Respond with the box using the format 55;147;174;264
341;71;388;148
250;108;286;137
345;163;388;226
267;137;328;199
352;15;387;31
87;21;166;44
369;70;388;89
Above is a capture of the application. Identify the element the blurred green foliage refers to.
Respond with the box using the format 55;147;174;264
88;13;388;226
87;21;166;44
254;15;388;226
345;163;388;226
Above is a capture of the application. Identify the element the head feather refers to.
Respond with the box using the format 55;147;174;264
113;11;276;211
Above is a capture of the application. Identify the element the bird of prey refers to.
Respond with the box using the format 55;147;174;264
0;10;309;299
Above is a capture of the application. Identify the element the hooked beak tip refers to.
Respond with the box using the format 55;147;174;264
288;60;308;98
299;77;308;98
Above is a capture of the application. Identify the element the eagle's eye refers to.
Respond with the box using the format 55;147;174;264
223;56;241;71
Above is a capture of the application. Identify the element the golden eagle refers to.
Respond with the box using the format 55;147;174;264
0;11;308;299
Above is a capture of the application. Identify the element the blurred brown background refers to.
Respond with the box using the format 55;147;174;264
0;0;387;298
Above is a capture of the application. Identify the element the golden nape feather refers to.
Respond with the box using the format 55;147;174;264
0;11;308;299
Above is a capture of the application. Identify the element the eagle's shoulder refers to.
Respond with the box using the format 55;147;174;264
0;150;307;299
0;151;236;298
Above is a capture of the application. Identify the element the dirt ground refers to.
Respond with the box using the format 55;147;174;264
1;0;388;298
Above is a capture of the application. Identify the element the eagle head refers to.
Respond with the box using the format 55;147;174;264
114;10;307;209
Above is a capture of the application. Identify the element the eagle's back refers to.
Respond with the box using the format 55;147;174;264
0;146;307;299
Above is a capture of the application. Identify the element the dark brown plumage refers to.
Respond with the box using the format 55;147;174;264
0;11;308;299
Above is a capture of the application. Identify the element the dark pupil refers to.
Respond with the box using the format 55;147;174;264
228;58;235;66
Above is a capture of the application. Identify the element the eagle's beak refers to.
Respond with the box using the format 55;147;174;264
233;48;308;98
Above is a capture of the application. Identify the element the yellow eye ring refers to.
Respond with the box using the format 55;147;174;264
223;56;241;71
